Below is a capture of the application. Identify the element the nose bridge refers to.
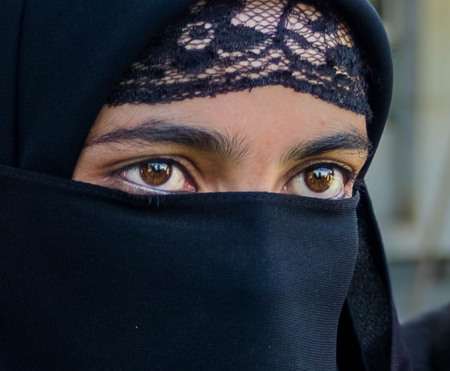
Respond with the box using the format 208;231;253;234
219;156;281;193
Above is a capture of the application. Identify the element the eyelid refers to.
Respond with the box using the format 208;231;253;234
284;159;357;185
109;156;199;191
109;155;195;178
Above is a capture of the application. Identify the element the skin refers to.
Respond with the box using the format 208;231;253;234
73;85;369;199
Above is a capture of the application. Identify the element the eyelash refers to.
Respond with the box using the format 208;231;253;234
108;157;358;196
111;157;198;194
286;161;356;184
285;161;357;199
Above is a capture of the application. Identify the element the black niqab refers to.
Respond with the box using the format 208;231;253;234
0;0;411;369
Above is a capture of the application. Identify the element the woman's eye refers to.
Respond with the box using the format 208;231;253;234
286;165;352;199
120;160;197;194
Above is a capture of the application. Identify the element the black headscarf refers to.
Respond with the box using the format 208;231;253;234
0;0;411;369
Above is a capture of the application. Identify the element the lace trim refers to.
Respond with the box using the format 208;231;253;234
107;0;371;118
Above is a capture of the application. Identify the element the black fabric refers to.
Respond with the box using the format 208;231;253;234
349;186;411;370
0;0;195;177
0;0;412;370
0;165;360;370
402;303;450;371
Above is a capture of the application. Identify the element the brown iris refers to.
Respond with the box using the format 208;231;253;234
139;162;171;186
304;167;334;193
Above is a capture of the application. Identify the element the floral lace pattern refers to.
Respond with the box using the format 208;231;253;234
107;0;371;117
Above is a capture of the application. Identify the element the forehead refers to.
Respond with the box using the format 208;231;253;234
95;86;367;143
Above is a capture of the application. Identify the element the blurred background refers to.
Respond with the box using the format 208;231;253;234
366;0;450;322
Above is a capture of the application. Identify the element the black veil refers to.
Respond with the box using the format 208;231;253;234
0;0;411;369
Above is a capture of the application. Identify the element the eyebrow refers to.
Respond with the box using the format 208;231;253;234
86;119;250;160
281;130;371;164
87;118;370;162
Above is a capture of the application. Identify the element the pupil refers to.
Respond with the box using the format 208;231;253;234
140;162;171;186
305;167;334;192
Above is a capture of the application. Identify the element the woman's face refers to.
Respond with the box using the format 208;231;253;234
73;86;368;199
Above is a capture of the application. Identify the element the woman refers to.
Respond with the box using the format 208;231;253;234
0;0;411;369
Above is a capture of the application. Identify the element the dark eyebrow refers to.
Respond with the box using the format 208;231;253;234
87;118;370;163
86;119;250;160
282;131;371;164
